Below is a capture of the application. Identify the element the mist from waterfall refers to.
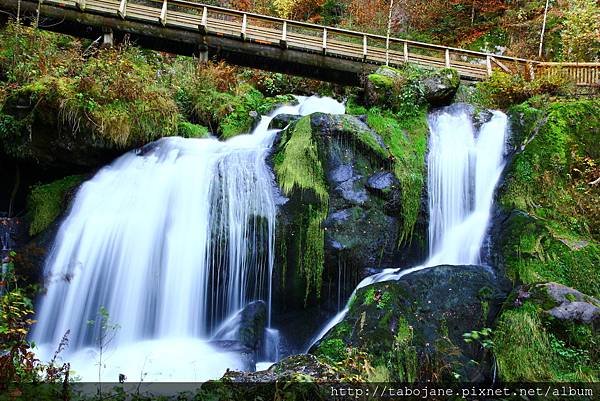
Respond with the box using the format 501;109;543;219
310;104;508;347
31;96;345;381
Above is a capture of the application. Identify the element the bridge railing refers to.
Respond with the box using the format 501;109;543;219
33;0;600;86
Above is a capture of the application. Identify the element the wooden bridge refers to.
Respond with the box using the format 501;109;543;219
2;0;599;86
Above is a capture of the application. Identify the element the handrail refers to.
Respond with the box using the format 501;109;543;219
148;0;538;65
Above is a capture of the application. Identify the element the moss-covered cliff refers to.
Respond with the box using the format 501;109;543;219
495;99;600;297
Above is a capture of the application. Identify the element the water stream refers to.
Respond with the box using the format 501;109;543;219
32;96;345;381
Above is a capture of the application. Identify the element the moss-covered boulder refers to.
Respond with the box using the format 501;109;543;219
493;285;599;382
271;112;427;315
311;265;510;382
422;68;460;106
365;66;459;110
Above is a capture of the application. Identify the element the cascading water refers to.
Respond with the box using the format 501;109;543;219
310;104;508;347
32;96;345;381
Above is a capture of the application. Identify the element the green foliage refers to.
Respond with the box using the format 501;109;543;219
561;0;600;61
463;327;494;349
390;318;417;382
27;175;84;236
366;108;428;245
177;121;209;138
275;116;328;202
493;302;598;382
316;338;348;363
493;302;555;381
0;252;70;394
476;71;573;109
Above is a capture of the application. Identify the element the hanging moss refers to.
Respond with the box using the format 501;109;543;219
274;116;328;202
27;175;85;236
366;108;429;245
274;116;329;301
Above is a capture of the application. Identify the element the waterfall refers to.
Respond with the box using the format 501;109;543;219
309;104;508;348
32;96;345;381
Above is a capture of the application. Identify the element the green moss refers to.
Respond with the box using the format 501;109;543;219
493;302;598;382
493;302;555;381
27;175;85;236
366;108;428;245
275;116;329;301
390;317;417;382
274;116;328;202
177;121;209;138
316;338;348;363
368;74;394;89
499;99;600;297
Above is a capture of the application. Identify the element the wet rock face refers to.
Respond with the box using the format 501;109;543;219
269;114;300;130
238;300;268;351
312;265;511;382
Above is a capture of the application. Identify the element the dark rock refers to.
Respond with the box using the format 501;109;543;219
472;109;494;130
200;355;338;400
269;114;300;130
212;301;267;354
239;300;268;351
422;68;460;106
312;265;510;382
330;164;353;183
309;113;388;156
366;171;399;193
335;178;368;205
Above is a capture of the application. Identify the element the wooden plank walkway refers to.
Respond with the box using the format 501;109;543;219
4;0;600;86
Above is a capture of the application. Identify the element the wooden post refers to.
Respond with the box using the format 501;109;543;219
159;0;168;26
197;37;209;63
102;27;114;48
280;21;288;48
76;0;86;11
363;35;368;60
118;0;127;19
528;62;535;81
445;49;450;67
486;55;492;76
241;14;247;39
199;6;207;33
322;28;327;54
403;42;408;62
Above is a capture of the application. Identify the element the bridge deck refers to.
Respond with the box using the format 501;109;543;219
2;0;599;86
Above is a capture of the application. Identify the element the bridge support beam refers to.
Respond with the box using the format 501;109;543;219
102;28;114;48
197;39;209;63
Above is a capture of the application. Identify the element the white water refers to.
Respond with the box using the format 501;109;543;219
310;105;508;347
32;96;345;382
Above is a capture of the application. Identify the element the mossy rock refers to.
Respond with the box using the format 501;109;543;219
199;354;338;400
365;66;459;110
312;265;510;382
493;291;599;382
272;112;424;310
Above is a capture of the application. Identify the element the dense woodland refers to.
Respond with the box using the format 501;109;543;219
0;0;599;400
